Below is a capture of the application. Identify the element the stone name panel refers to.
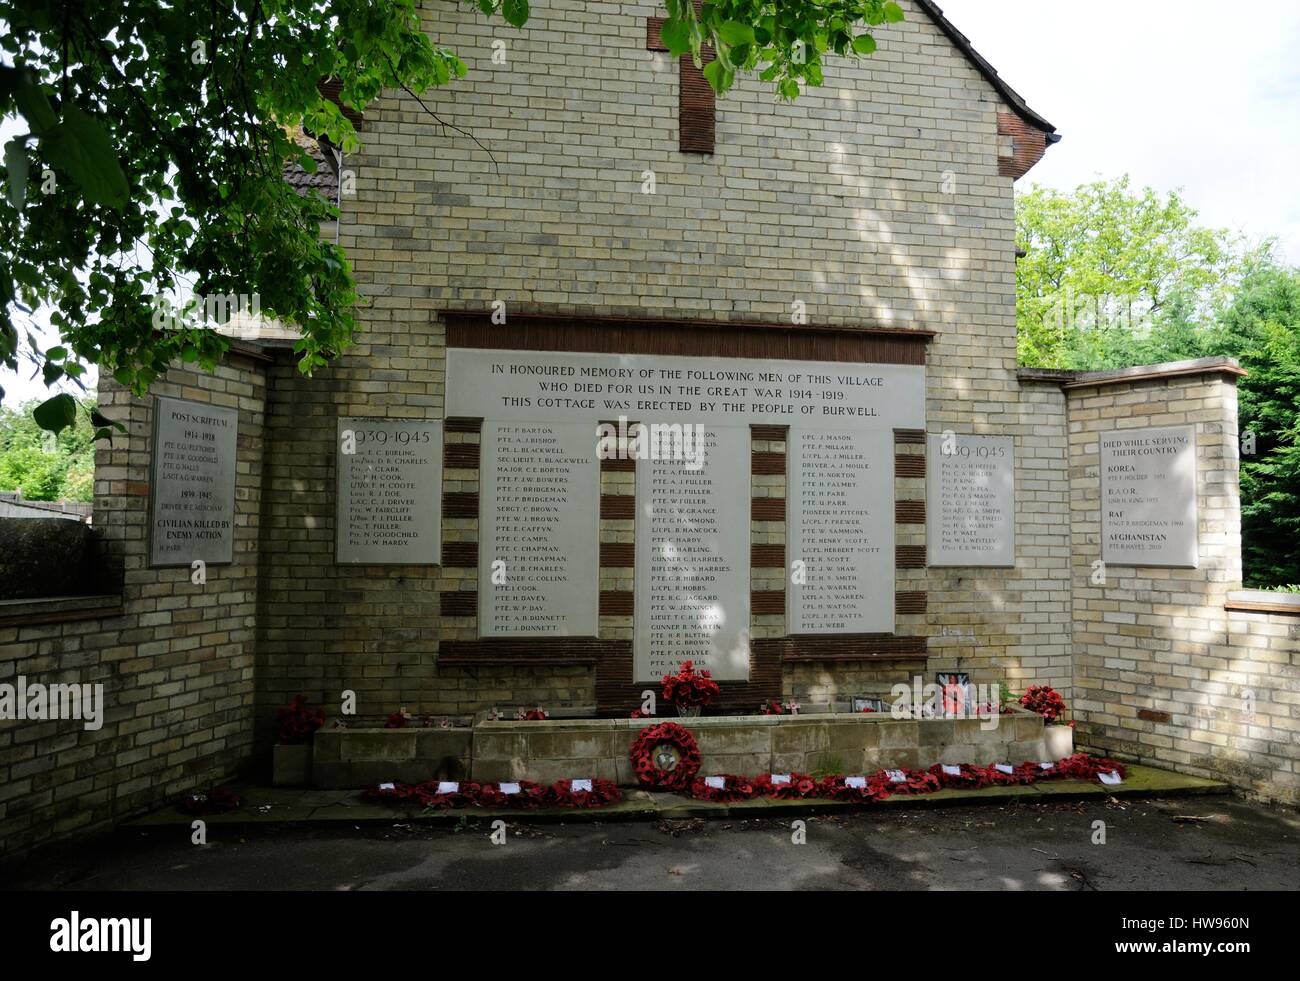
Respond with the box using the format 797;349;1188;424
1101;425;1198;567
926;434;1015;567
786;429;895;633
149;396;238;566
479;421;600;637
634;426;751;681
336;419;443;565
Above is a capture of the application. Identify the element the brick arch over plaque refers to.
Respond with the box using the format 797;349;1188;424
436;312;932;714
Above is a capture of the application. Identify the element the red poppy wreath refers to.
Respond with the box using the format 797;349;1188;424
629;722;702;792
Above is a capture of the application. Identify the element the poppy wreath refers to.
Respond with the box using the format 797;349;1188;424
1019;684;1068;724
275;694;325;744
476;780;547;809
1055;754;1127;782
545;778;621;808
629;722;702;792
979;763;1027;787
928;763;995;790
873;768;942;795
754;772;820;799
689;774;758;802
364;780;479;809
1015;760;1062;782
818;775;893;802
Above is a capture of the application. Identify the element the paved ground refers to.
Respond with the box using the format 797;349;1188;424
5;794;1296;891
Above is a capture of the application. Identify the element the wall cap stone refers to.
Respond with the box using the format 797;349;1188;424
1017;356;1246;391
1226;590;1300;615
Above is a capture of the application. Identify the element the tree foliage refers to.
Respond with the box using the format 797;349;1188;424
1016;176;1255;369
0;0;902;433
0;395;96;501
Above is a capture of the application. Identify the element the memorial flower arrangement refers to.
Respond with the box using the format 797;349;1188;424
275;694;325;744
1019;685;1070;725
759;699;785;715
662;661;721;714
516;708;549;721
385;708;411;729
818;774;892;802
689;773;757;802
629;722;701;792
753;772;820;799
364;777;620;810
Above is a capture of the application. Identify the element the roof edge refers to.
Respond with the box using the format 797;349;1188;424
916;0;1057;135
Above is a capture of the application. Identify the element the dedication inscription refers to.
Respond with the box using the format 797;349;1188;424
634;426;751;682
336;419;443;565
149;396;238;566
926;434;1015;567
478;421;599;637
786;429;895;633
1100;425;1198;567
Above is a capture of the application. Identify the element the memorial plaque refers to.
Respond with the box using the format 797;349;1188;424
149;396;238;566
926;434;1015;567
1101;425;1198;567
336;418;443;565
634;426;751;682
479;421;600;636
786;429;895;634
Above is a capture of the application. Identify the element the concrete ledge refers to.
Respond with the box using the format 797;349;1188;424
1226;590;1300;615
1017;356;1246;390
0;594;124;627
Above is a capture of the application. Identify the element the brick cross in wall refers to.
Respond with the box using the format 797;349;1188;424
646;17;715;154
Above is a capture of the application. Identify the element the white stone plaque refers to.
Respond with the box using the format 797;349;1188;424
1100;425;1198;567
787;429;895;633
336;418;443;564
149;396;238;566
446;348;924;432
634;426;751;682
479;421;600;637
926;434;1015;567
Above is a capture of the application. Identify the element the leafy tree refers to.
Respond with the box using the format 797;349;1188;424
0;395;96;500
1016;176;1256;369
0;0;904;432
1208;263;1300;587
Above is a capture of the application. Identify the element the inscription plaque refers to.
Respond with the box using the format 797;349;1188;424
1101;425;1198;567
926;434;1015;567
149;396;238;566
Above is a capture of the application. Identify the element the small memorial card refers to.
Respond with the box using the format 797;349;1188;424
704;776;727;790
770;774;791;785
941;765;962;777
499;782;521;795
886;769;907;783
1098;770;1123;785
571;778;593;792
1040;762;1055;770
437;782;460;795
994;764;1014;774
845;776;868;789
379;782;395;791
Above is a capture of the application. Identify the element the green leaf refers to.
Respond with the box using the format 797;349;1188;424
702;59;734;95
884;2;906;23
501;0;529;28
91;408;127;434
717;22;756;47
33;393;78;433
39;107;129;209
660;18;691;55
852;34;877;55
14;81;57;134
4;137;28;211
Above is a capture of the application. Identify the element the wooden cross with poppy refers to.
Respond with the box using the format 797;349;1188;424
645;15;716;154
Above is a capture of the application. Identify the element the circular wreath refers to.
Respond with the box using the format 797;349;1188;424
629;722;701;792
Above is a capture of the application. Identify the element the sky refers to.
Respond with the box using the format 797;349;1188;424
5;0;1300;407
938;0;1300;261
